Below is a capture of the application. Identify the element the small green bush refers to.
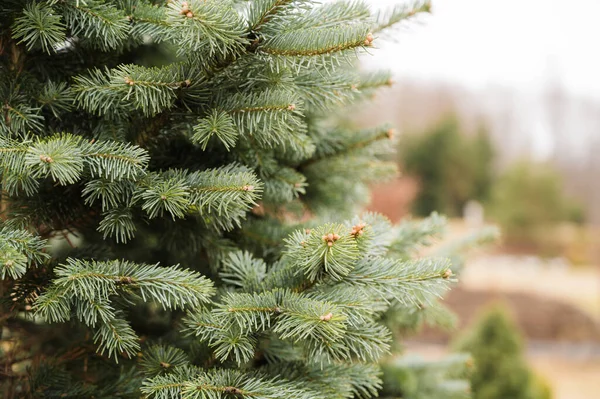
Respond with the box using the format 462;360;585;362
487;161;585;251
455;305;552;399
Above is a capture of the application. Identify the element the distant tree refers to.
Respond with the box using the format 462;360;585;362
455;305;552;399
488;161;585;247
399;116;494;216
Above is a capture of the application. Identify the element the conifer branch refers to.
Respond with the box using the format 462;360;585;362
11;3;66;54
374;0;432;33
165;0;248;58
389;212;447;257
259;25;371;57
59;0;131;51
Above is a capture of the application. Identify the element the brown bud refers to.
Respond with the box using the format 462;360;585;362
160;362;171;368
287;103;296;111
332;233;340;240
364;39;372;46
39;154;53;163
4;260;13;267
186;11;194;18
443;269;453;279
387;128;396;139
224;387;242;395
320;312;333;321
327;233;334;241
366;32;374;43
322;235;328;241
351;223;366;237
25;305;32;311
327;241;333;247
119;276;133;284
160;195;167;200
242;185;254;191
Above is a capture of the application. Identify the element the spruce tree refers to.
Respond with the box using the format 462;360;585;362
455;306;552;399
0;1;462;398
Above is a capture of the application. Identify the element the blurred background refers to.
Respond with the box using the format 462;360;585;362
358;1;600;398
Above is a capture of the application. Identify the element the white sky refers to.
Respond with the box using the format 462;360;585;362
363;0;600;99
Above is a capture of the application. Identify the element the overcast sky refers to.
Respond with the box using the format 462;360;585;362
363;0;600;99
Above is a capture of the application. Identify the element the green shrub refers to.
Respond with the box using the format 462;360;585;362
487;161;585;250
455;305;552;399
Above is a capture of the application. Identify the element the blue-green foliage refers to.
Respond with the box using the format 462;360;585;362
0;1;463;398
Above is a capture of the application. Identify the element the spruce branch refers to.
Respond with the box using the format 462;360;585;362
374;0;432;33
389;212;447;258
59;0;130;51
135;165;262;229
0;225;49;266
262;166;307;204
126;0;171;43
25;133;84;185
284;224;360;282
34;258;215;359
11;3;66;54
217;289;347;341
219;250;267;292
221;89;307;150
246;0;300;32
37;81;74;118
259;24;371;57
83;179;136;212
339;257;454;305
165;0;248;59
81;139;150;181
1;133;149;193
0;99;44;137
141;345;190;378
51;258;215;309
93;311;140;360
192;109;238;151
73;64;207;117
97;207;136;243
180;369;319;399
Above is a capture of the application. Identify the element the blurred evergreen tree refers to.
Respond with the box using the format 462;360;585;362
399;116;494;217
454;305;552;399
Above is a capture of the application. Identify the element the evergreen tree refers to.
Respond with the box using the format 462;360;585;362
455;305;552;399
399;117;494;217
0;1;465;397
